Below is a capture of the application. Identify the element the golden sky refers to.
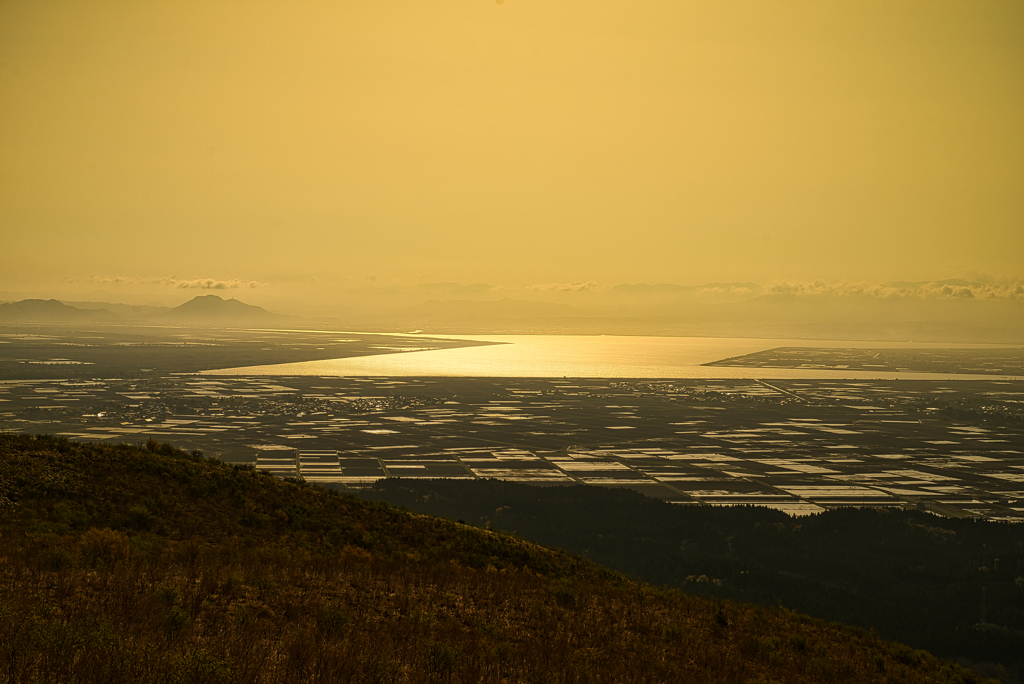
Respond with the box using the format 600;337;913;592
1;0;1021;300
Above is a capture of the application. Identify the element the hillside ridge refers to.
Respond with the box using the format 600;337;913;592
363;477;1024;680
0;434;994;683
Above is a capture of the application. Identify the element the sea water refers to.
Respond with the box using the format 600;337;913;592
203;334;1021;380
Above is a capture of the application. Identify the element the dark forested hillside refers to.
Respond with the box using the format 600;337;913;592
363;478;1024;682
0;434;995;684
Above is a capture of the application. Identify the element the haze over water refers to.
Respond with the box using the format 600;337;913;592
3;1;1020;311
205;335;1021;380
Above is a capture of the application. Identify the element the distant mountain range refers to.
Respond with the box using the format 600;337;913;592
0;282;1021;343
0;295;298;327
0;299;120;323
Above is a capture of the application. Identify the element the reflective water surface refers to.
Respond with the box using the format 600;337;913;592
205;335;1021;380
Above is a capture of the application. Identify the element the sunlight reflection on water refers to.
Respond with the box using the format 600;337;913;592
203;335;1021;380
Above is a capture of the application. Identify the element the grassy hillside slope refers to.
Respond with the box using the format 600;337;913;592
0;434;992;683
362;479;1024;680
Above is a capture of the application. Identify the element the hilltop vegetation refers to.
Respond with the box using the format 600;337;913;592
364;479;1024;681
0;434;995;683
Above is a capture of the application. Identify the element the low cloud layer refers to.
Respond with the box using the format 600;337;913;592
527;281;600;292
764;280;1024;300
173;278;261;290
64;275;263;290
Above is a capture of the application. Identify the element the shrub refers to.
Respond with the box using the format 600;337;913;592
314;603;351;639
155;585;180;606
174;648;232;684
164;605;191;639
78;528;130;567
425;640;461;679
788;634;808;652
547;577;578;608
43;547;74;571
53;501;88;528
663;623;684;642
127;504;155;530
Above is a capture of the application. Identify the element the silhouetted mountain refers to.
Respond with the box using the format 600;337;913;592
62;301;171;320
0;299;120;323
159;294;297;325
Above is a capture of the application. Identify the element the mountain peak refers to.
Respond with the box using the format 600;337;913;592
161;295;292;325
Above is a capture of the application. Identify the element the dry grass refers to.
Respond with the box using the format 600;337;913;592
0;434;993;684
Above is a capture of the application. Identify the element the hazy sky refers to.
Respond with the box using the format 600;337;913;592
2;0;1022;301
